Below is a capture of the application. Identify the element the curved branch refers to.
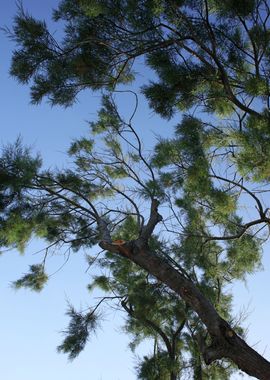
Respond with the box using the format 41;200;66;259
121;300;174;357
210;174;265;217
204;217;267;243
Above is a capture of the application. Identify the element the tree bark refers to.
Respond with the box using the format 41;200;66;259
100;239;270;379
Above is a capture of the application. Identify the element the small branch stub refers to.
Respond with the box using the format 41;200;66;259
111;239;126;245
99;239;131;258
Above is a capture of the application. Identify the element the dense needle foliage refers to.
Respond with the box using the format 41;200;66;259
3;1;270;378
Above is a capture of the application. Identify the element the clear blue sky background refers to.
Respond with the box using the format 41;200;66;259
1;2;270;379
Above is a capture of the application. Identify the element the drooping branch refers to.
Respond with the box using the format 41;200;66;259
121;299;174;358
210;175;265;217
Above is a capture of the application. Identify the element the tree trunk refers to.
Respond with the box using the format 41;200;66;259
100;239;270;379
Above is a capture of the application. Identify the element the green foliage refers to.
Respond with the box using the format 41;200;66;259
152;139;181;168
8;0;270;122
10;4;135;105
226;234;262;279
90;95;122;134
209;189;237;223
0;101;251;380
139;180;165;200
0;138;41;190
88;275;111;292
244;76;268;96
68;138;94;155
79;0;107;17
209;0;255;17
204;83;235;116
104;164;128;178
104;136;122;156
58;306;99;359
234;114;270;181
10;11;54;85
12;264;48;292
112;215;140;241
0;140;43;251
0;212;35;253
5;1;270;378
137;352;178;380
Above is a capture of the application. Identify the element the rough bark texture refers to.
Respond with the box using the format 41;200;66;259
100;239;270;379
98;200;270;379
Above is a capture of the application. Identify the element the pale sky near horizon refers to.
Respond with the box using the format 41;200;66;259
1;2;270;379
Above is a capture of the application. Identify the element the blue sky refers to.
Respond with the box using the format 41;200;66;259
0;2;142;379
1;2;270;379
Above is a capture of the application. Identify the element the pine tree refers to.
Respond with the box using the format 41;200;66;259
3;1;270;378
